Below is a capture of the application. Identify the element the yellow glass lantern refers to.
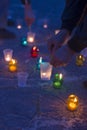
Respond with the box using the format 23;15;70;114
76;54;85;66
9;59;17;72
67;94;79;111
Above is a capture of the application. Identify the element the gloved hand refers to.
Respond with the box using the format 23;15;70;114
50;44;76;67
47;29;70;54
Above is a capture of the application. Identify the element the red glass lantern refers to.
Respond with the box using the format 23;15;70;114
31;46;39;58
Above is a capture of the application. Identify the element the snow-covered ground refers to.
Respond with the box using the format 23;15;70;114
0;0;87;129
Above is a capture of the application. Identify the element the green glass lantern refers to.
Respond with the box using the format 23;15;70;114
53;73;63;88
21;37;28;46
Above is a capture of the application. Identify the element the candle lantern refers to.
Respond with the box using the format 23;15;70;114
53;73;63;89
3;49;13;62
16;18;22;29
17;25;22;29
40;62;53;80
21;37;28;46
42;18;49;29
9;59;17;72
76;54;85;66
31;46;39;58
43;24;48;28
27;32;35;43
67;94;79;111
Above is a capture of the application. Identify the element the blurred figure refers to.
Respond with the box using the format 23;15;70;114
24;0;35;27
0;0;34;39
48;0;87;67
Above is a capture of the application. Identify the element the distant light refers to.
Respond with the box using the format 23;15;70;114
17;25;22;29
43;24;48;28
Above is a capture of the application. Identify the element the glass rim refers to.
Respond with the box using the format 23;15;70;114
3;48;13;53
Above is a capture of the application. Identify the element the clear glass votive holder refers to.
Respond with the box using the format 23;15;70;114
3;49;13;62
27;32;35;43
40;62;53;80
17;72;28;87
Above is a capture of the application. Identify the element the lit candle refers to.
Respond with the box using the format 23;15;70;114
16;18;22;30
40;62;53;80
5;55;12;62
31;46;39;58
27;37;34;42
76;54;85;66
17;25;22;29
43;24;48;28
59;73;63;80
3;49;13;62
67;94;79;111
9;59;17;72
53;73;63;88
42;72;46;76
27;32;35;43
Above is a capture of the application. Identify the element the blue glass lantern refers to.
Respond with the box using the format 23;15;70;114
21;37;28;46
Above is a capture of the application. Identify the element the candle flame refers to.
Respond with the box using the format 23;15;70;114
29;37;34;42
43;24;48;28
43;73;46;76
33;46;37;50
9;59;17;65
39;57;42;63
12;59;16;64
27;36;34;43
79;55;82;59
27;32;35;43
5;55;11;62
59;73;63;80
74;98;78;102
17;25;22;29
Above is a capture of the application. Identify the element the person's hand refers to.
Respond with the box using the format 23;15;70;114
24;2;35;26
47;29;70;54
50;44;76;67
